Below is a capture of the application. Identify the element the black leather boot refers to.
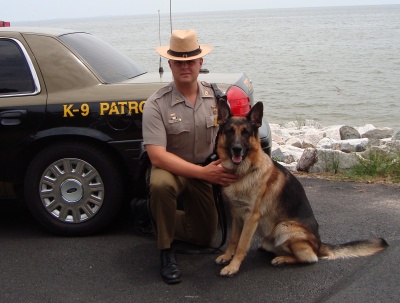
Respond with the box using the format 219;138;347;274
160;249;182;284
130;198;154;236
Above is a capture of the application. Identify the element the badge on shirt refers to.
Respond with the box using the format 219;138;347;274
211;106;219;126
214;115;219;126
169;113;181;124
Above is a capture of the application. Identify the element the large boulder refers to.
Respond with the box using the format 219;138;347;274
340;125;361;140
361;127;395;146
333;138;369;153
271;145;304;164
309;149;360;173
297;148;318;172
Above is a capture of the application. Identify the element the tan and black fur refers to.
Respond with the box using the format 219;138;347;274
214;99;388;277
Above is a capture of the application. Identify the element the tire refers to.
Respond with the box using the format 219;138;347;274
24;141;124;236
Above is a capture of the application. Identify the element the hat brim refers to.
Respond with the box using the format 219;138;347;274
156;45;213;61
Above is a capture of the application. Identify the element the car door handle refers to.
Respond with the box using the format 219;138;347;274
0;110;28;126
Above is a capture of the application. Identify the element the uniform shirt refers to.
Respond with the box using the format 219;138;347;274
142;81;218;164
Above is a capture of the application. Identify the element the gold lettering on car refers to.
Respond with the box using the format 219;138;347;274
117;102;127;114
63;104;74;117
99;102;110;115
128;102;139;115
81;103;90;116
108;102;120;115
127;101;146;115
63;101;146;117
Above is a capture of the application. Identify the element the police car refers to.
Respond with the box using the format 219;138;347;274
0;27;271;236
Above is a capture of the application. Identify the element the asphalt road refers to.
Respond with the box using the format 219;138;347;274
1;177;399;303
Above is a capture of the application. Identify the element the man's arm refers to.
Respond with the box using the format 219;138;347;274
146;145;237;187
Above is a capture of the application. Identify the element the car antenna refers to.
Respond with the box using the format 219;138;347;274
169;0;173;34
158;9;164;78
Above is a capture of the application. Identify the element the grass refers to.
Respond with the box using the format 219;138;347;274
344;149;400;183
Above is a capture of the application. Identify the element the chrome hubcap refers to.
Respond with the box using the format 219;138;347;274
60;179;84;203
38;158;105;223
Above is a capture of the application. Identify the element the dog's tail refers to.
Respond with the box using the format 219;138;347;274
319;238;388;260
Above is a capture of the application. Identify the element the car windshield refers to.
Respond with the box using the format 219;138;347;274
59;32;146;84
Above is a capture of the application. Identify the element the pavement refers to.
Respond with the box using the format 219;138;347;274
0;177;399;303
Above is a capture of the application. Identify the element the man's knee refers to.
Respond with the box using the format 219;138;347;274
150;168;179;197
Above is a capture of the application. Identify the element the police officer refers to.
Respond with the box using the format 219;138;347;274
137;29;237;284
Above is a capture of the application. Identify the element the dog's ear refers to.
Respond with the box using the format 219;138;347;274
217;98;232;125
247;101;263;128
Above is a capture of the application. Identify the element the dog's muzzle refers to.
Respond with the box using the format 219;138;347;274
231;145;245;165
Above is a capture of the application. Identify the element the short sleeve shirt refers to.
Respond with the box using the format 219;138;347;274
142;81;218;164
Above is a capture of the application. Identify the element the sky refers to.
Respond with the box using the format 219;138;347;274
2;0;400;22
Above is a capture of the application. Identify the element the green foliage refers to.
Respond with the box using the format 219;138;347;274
346;149;400;182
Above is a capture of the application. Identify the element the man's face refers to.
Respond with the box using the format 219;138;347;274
168;58;203;85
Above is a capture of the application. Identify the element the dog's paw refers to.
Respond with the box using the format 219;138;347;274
215;254;231;265
219;265;239;277
271;256;288;267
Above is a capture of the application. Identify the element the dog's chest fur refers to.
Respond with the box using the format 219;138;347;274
221;155;271;217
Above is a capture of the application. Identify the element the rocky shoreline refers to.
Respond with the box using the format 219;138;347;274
269;120;400;173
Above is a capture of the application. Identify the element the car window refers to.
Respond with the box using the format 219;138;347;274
0;38;38;96
59;33;146;84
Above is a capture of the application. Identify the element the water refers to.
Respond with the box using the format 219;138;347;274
15;5;400;131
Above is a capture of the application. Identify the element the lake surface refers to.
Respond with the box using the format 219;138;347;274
16;5;400;131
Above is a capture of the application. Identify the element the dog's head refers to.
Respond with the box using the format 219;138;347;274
216;99;264;166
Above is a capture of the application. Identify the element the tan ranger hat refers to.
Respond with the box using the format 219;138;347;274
156;29;212;61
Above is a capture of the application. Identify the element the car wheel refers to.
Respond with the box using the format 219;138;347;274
24;141;124;236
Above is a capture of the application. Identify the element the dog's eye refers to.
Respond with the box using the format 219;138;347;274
242;128;250;136
225;127;235;135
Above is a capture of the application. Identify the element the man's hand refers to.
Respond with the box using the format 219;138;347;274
202;159;237;186
146;145;237;186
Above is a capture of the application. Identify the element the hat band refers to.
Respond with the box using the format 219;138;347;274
167;47;202;58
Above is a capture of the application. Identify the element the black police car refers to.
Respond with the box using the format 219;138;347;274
0;27;271;235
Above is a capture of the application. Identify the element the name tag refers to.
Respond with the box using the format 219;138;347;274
169;113;182;124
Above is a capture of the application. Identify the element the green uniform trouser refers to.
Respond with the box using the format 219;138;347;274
148;165;218;250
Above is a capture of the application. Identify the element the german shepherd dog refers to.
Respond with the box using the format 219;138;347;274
214;99;388;277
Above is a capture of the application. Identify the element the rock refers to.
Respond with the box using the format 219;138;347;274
361;127;395;146
285;137;302;148
301;141;316;149
269;123;281;131
272;132;285;145
357;124;376;136
339;125;361;140
271;127;293;142
268;120;398;173
271;145;304;164
393;131;400;141
379;138;392;146
317;137;336;149
278;161;298;172
322;125;343;141
283;121;300;128
297;148;318;172
282;119;323;129
386;139;400;151
303;129;324;147
332;138;369;153
303;119;323;129
309;149;360;173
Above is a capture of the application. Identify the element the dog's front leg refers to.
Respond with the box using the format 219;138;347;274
219;212;260;277
215;216;241;265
